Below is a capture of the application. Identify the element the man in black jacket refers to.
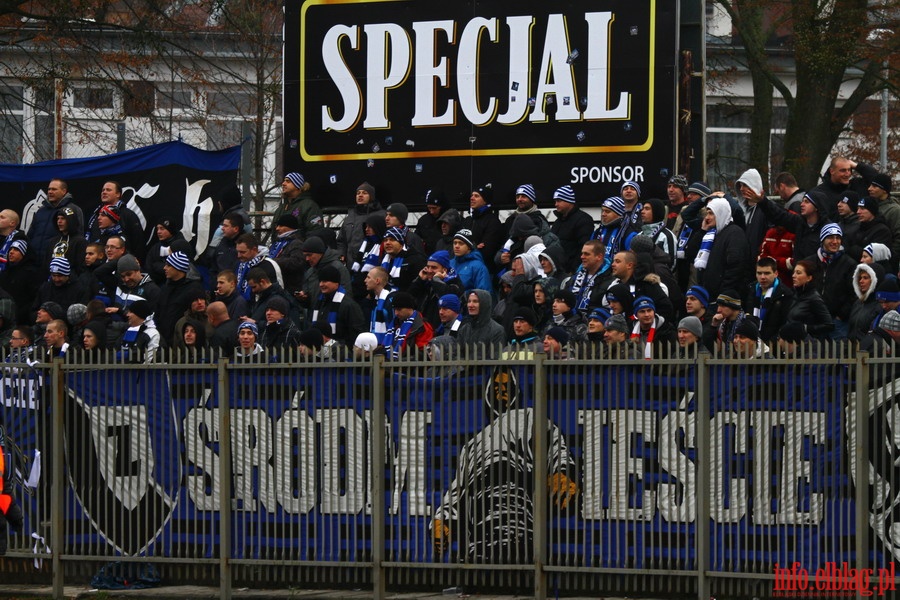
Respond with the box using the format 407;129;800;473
156;252;205;346
550;185;594;273
461;183;504;275
811;156;852;220
806;223;856;340
744;257;793;344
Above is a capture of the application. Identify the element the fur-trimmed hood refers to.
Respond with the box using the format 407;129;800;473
853;262;881;302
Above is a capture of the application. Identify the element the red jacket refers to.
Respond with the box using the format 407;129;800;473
759;225;796;287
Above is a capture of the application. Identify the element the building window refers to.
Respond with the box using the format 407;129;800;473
706;103;788;190
156;88;194;112
207;119;243;151
0;83;24;163
73;87;114;110
124;81;155;118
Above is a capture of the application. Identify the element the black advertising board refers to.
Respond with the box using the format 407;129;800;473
284;0;677;209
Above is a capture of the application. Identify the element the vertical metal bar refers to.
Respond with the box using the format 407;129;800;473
533;353;547;600
218;359;232;600
855;352;870;600
116;122;126;152
51;359;65;600
695;353;710;600
372;355;386;600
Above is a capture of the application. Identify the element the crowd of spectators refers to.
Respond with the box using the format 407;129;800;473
3;158;900;365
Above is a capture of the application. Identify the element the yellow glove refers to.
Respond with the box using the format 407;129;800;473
433;518;451;554
548;473;578;510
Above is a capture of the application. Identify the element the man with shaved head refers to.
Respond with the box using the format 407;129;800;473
0;210;26;272
207;300;239;353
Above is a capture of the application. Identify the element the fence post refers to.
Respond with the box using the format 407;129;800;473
51;358;65;600
855;352;870;600
372;355;386;600
695;353;710;600
217;359;232;600
533;353;547;600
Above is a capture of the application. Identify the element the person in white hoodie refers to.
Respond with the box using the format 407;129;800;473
734;168;769;253
694;197;753;302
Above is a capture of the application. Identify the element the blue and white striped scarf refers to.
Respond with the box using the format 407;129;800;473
369;288;393;343
353;236;383;273
437;316;462;336
676;225;693;259
753;278;779;328
380;252;406;280
237;255;264;299
311;287;346;334
383;312;417;360
693;227;716;270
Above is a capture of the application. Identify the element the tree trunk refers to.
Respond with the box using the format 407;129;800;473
747;67;773;185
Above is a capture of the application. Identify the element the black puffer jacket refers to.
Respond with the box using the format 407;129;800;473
785;283;834;340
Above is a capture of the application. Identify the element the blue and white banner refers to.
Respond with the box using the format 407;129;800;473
0;362;891;573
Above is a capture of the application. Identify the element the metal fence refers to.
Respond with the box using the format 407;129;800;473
0;345;897;599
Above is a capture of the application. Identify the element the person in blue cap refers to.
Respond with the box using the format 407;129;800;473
630;295;676;359
435;293;463;337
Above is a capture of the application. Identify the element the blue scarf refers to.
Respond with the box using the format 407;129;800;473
0;233;15;272
312;286;346;334
437;315;462;336
353;236;383;272
569;266;602;313
237;255;264;299
817;246;843;265
676;225;693;259
694;227;717;270
98;223;123;241
383;311;417;360
381;253;406;281
269;233;294;258
591;219;629;264
369;288;393;343
753;278;780;328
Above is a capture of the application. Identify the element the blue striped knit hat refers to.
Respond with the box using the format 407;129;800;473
284;172;305;188
553;185;576;204
819;222;843;243
238;321;258;336
602;196;626;216
166;251;191;272
10;240;27;255
49;257;71;276
515;184;537;203
383;227;406;242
